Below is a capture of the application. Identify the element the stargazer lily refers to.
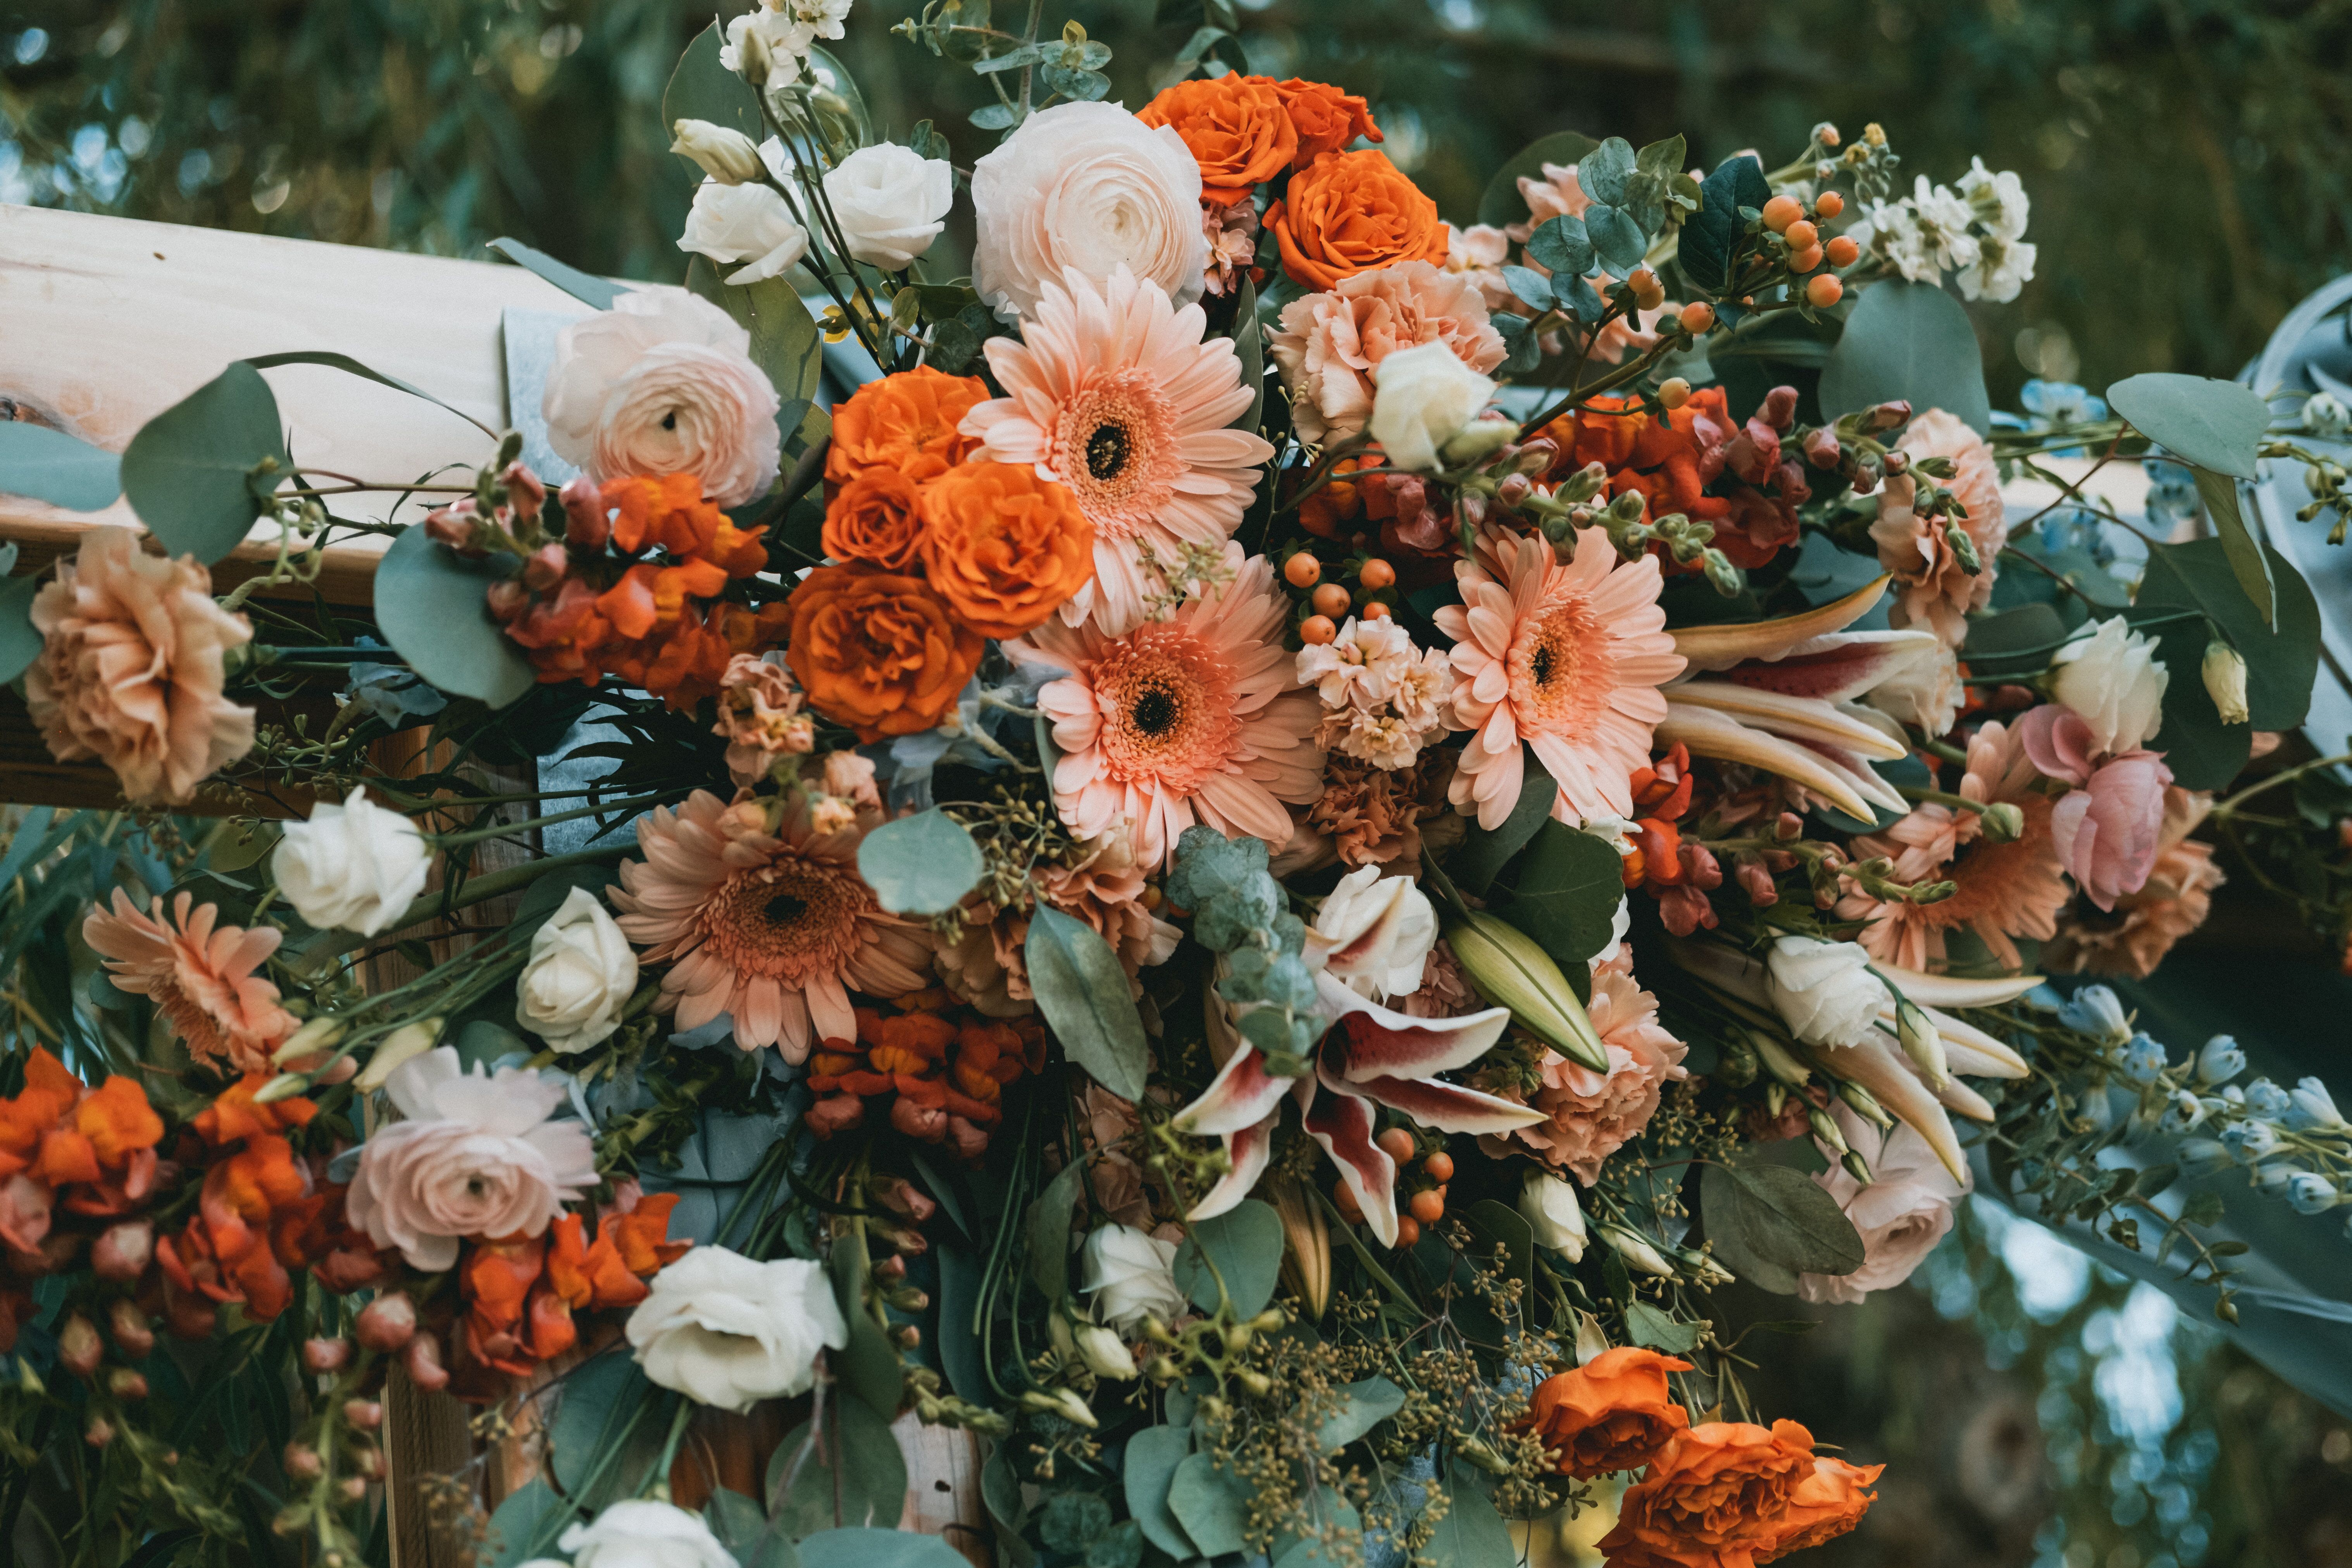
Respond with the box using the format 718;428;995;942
1177;971;1542;1246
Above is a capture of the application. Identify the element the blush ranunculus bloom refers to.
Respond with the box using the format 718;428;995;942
783;565;984;741
915;461;1096;639
542;288;782;509
1267;148;1447;291
1138;73;1297;205
1598;1417;1825;1567
2020;704;2175;910
1525;1346;1693;1477
2047;786;2224;978
1500;950;1688;1183
1274;78;1382;168
1867;408;2005;646
822;365;989;488
1268;259;1506;448
83;891;297;1074
26;527;255;806
1797;1101;1969;1304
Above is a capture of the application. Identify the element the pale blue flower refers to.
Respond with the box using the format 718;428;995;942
2194;1035;2245;1087
2058;986;2130;1046
2119;1032;2168;1084
2288;1172;2347;1215
2245;1078;2293;1119
2159;1091;2207;1134
2287;1076;2345;1131
2175;1138;2231;1175
2222;1119;2281;1160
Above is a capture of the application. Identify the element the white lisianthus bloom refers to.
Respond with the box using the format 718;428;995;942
720;10;810;82
1958;156;2031;241
1368;341;1496;473
1863;639;1962;738
1079;1223;1187;1333
1518;1170;1587;1260
1764;936;1885;1050
678;138;808;285
556;1499;737;1568
1308;864;1438;1000
626;1247;848;1412
2050;615;2169;756
823;143;954;270
515;887;639;1054
272;791;432;937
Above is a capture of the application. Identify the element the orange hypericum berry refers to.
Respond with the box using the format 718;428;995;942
1394;1214;1421;1246
1300;614;1338;645
1826;235;1861;267
1658;377;1692;410
1334;1180;1364;1220
1311;582;1352;618
1362;600;1392;619
1783;219;1819;252
1628;267;1658;293
1815;190;1846;217
1761;195;1802;233
1359;558;1396;590
1790;245;1824;273
1679;302;1716;335
1409;1189;1445;1224
1423;1151;1455;1182
1806;274;1845;307
1284;551;1322;588
1376;1127;1417;1162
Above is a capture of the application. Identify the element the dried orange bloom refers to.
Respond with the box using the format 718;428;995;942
1139;73;1298;204
824;364;990;488
1267;149;1446;291
917;461;1096;639
784;565;984;741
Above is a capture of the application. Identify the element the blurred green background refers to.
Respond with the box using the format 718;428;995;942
7;2;2352;1563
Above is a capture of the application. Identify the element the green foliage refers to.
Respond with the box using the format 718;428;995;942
1314;1377;1407;1452
799;1527;971;1568
1173;1197;1284;1315
1475;130;1599;229
770;1400;912;1537
1167;1451;1252;1557
1700;1159;1868;1294
1025;905;1150;1099
119;360;288;563
1684;152;1769;293
1818;281;1992;435
488;235;625;310
1444;748;1556;896
858;808;986;914
0;422;122;512
0;571;44;686
663;22;767;157
374;521;539;708
2128;537;2319;788
830;1225;908;1420
1027;1158;1087;1304
1121;1425;1197;1558
1497;819;1625;970
2108;372;2271;479
1416;1472;1513;1565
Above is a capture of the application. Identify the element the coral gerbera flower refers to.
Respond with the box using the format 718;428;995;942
611;791;933;1061
83;891;296;1073
961;265;1276;634
1007;544;1323;870
1434;526;1684;829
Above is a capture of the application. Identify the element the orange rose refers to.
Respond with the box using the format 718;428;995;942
916;462;1096;639
1266;149;1445;291
1525;1347;1692;1478
824;365;990;488
824;468;928;570
1139;74;1298;205
1597;1418;1818;1568
784;565;983;741
1276;78;1382;169
1758;1455;1882;1563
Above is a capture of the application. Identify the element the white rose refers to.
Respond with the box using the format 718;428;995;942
1764;936;1885;1050
1796;1103;1968;1304
516;887;639;1055
1863;639;1962;738
1518;1171;1587;1261
543;287;783;508
2050;615;2168;756
1307;865;1437;1000
678;139;809;286
557;1500;737;1568
824;143;953;271
1080;1223;1187;1334
969;100;1205;322
626;1246;848;1412
1368;342;1497;473
273;790;431;937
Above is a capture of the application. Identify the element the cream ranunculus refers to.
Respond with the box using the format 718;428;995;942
2050;615;2168;757
346;1048;597;1272
543;287;783;508
1763;935;1885;1050
1368;341;1497;473
272;790;432;937
1796;1102;1968;1304
1518;1170;1588;1260
555;1500;738;1568
1080;1222;1187;1334
678;139;809;285
969;100;1205;322
515;887;639;1055
625;1245;848;1412
824;142;954;271
1307;864;1438;1000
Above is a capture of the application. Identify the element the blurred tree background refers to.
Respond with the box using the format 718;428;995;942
7;2;2352;1565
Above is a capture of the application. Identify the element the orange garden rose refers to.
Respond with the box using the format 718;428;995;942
916;461;1096;639
1268;149;1446;291
1524;1347;1692;1477
1139;74;1298;205
824;364;990;488
824;467;928;570
1759;1454;1883;1562
784;565;984;741
1599;1418;1856;1568
1276;78;1382;168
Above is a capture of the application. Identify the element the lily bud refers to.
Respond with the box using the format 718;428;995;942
669;119;767;185
1807;1104;1851;1156
357;1018;443;1093
1599;1224;1675;1277
1073;1325;1139;1381
1574;1311;1611;1368
91;1219;154;1282
274;1015;345;1065
1895;996;1949;1091
355;1292;418;1352
1976;801;2025;844
1442;912;1610;1073
2202;641;2250;725
59;1313;103;1378
1842;1149;1875;1185
1517;1171;1587;1261
1270;1177;1331;1321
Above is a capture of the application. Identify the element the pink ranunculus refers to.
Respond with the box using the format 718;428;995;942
1268;260;1506;448
2051;750;2175;911
2016;702;2099;785
1796;1101;1969;1304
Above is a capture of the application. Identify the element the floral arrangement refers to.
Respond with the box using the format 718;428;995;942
0;3;2347;1566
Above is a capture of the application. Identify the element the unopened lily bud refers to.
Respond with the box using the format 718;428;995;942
670;119;767;184
344;1399;385;1430
1808;1104;1851;1156
403;1332;450;1392
92;1219;154;1282
1715;1030;1760;1089
355;1292;418;1352
106;1368;148;1400
1836;1077;1896;1130
1599;1224;1675;1277
1894;997;1949;1091
303;1337;353;1375
109;1298;155;1359
1073;1324;1138;1380
1976;801;2025;844
1752;1030;1812;1087
357;1018;443;1094
2202;642;2250;725
284;1444;325;1480
1020;1388;1098;1428
274;1015;345;1065
1444;912;1609;1072
253;1072;310;1105
59;1314;102;1378
1842;1149;1875;1186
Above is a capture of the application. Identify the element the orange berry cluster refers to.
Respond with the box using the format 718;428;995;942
1330;1127;1456;1246
1761;191;1856;309
1284;548;1397;644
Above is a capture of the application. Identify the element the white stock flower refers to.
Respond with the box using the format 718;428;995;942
1339;711;1422;771
1764;936;1885;1050
1957;235;2036;304
678;138;808;285
824;143;954;270
272;790;432;937
1369;341;1496;473
969;100;1205;321
1958;157;2030;241
1518;1170;1587;1260
2050;615;2169;756
557;1499;737;1568
1080;1223;1187;1334
1863;639;1962;738
1855;200;1938;285
720;10;812;81
1309;864;1438;999
1909;177;1982;273
516;887;640;1055
1296;615;1417;709
626;1246;848;1411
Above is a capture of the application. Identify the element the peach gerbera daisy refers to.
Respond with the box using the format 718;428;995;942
83;890;296;1073
961;265;1277;635
1434;525;1684;829
1007;543;1323;870
611;790;933;1061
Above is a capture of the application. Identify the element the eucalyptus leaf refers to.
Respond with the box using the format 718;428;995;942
1123;1425;1197;1559
1525;215;1593;280
1446;747;1557;895
244;350;497;439
1025;905;1149;1099
1501;265;1555;311
685;257;825;436
1499;820;1624;968
798;1529;967;1568
120;360;288;564
1314;1377;1406;1452
0;422;122;512
768;1399;909;1538
2127;536;2320;787
2193;466;2274;625
1475;130;1601;229
969;103;1019;131
486;236;623;312
1174;1198;1283;1317
858;809;985;915
1167;1452;1251;1558
2107;372;2271;480
1625;1299;1701;1354
1418;1475;1512;1565
375;522;538;709
1701;1161;1864;1279
1582;203;1647;277
0;575;44;686
1231;274;1265;432
827;1227;905;1420
1817;281;1991;436
1575;136;1635;205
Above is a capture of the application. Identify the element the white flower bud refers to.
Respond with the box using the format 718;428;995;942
355;1018;443;1094
670;120;768;186
1370;343;1498;474
1517;1172;1587;1261
2202;641;2249;726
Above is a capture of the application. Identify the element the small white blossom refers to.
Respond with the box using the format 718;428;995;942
1958;157;2031;241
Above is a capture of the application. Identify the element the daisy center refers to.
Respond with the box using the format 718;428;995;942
1091;624;1240;794
702;856;868;982
1053;369;1180;536
1511;599;1615;737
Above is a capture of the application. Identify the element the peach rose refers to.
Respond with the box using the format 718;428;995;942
822;468;927;570
823;365;989;489
1269;259;1506;446
1138;74;1297;205
783;565;983;741
1525;1347;1692;1478
1869;408;2004;646
916;462;1096;639
26;527;255;806
1599;1418;1821;1567
2046;787;2223;978
1275;78;1382;169
1796;1101;1968;1305
1268;149;1446;291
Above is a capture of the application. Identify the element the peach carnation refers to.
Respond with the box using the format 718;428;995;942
712;652;814;786
83;890;295;1073
1269;260;1507;448
934;824;1180;1017
611;790;933;1061
1499;949;1688;1183
1869;408;2005;646
1506;162;1589;241
26;527;255;806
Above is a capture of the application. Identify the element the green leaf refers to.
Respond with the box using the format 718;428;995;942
546;1351;658;1505
769;1399;909;1538
934;1242;990;1400
0;422;122;512
1961;602;2068;679
2128;536;2319;787
1315;1377;1406;1452
686;257;825;453
1524;216;1593;281
2194;466;2274;625
708;1488;797;1568
1028;1159;1087;1305
857;809;985;915
798;1530;968;1568
1123;1425;1197;1559
1039;64;1111;101
1041;1492;1115;1554
375;522;537;709
1174;1198;1283;1317
1230;274;1265;432
1582;202;1646;277
1500;265;1555;312
1167;1452;1251;1557
969;103;1020;131
1475;130;1601;230
1025;905;1149;1099
1817;281;1991;436
243;350;496;439
1419;1475;1513;1565
662;22;766;160
1459;1199;1535;1297
1682;153;1768;293
120;361;288;564
0;574;43;686
1499;819;1624;969
1446;747;1557;896
1701;1161;1865;1279
2107;372;2271;480
1625;1299;1701;1354
481;1482;564;1568
1576;136;1635;205
486;236;624;312
828;1227;905;1421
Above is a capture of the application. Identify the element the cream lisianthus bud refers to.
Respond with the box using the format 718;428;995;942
253;1072;310;1104
1518;1171;1587;1261
1442;912;1609;1072
2202;641;2250;725
670;119;767;185
1764;936;1885;1050
1598;1223;1674;1277
515;887;638;1055
1894;995;1948;1090
1370;341;1498;473
1073;1324;1139;1381
356;1018;442;1094
1574;1310;1611;1367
